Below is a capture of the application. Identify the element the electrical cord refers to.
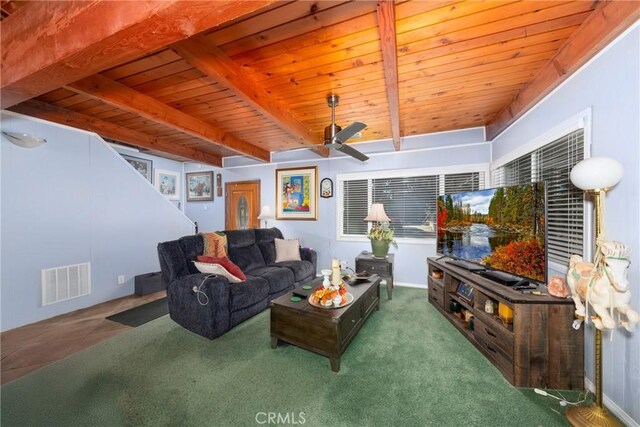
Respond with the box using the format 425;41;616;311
192;274;214;306
534;388;589;407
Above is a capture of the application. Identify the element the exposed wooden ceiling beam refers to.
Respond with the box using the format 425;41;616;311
65;74;270;162
10;100;222;166
486;0;640;141
0;0;278;108
171;35;329;158
376;0;401;151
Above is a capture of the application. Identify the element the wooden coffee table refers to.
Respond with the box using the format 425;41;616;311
270;276;380;372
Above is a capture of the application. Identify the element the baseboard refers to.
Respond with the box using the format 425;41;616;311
394;282;427;289
584;378;639;427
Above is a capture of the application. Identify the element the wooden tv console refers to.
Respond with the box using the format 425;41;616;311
427;257;584;389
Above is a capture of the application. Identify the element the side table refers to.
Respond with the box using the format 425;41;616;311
355;252;394;300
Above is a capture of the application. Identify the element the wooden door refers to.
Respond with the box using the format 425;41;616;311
225;180;260;230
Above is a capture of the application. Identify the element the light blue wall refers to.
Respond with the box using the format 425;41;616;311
183;163;225;233
111;148;184;210
1;112;194;331
187;130;490;286
491;25;640;424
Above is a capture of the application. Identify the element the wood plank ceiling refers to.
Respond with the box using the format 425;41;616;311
2;1;638;166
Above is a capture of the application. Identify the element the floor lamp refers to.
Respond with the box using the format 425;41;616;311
567;157;624;427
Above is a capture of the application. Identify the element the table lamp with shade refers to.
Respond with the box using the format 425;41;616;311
258;205;274;228
565;156;627;427
364;203;396;258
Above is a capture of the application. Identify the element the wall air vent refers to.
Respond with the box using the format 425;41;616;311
41;263;91;306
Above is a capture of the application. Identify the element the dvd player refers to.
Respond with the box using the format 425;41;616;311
445;259;486;272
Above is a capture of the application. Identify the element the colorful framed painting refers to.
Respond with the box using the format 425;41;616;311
186;171;214;202
155;169;180;200
122;154;152;182
276;166;318;220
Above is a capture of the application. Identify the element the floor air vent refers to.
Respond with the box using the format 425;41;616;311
41;263;91;306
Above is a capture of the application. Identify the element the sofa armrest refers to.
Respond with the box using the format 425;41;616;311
300;247;317;273
166;273;231;339
157;240;190;283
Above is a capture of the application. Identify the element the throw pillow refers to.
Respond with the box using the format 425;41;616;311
196;255;247;281
193;261;244;283
274;238;301;263
201;232;228;257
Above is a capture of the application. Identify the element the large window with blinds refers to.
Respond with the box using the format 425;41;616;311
338;168;486;241
492;129;584;266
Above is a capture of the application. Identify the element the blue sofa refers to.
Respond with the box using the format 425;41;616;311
157;228;317;339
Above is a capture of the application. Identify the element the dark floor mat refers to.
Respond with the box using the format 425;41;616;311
106;297;168;327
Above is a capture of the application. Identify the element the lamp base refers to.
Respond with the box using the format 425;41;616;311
566;404;622;427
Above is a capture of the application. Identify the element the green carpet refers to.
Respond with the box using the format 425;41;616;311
106;297;168;327
1;288;577;426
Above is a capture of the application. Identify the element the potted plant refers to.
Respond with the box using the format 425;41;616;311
367;222;398;258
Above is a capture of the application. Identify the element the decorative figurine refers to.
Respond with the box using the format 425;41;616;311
567;239;638;332
321;269;332;289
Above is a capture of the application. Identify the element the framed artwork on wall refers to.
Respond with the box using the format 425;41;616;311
216;173;223;197
122;154;152;182
155;169;180;200
186;171;214;201
320;178;333;198
275;166;318;220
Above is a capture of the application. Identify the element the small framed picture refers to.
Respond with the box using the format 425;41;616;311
320;178;333;198
122;154;152;182
155;169;180;200
216;173;222;197
186;171;214;202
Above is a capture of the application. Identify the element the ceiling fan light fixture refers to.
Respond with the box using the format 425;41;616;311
322;94;369;161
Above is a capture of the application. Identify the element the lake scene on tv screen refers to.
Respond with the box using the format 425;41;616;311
437;183;546;282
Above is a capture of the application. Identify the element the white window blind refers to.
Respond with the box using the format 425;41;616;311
339;170;485;240
492;129;584;266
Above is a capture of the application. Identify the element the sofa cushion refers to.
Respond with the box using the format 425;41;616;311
246;266;294;295
178;235;204;274
255;228;284;264
273;260;314;282
228;244;266;272
197;256;246;281
201;232;227;257
193;261;244;283
225;229;257;249
274;238;301;262
228;276;269;311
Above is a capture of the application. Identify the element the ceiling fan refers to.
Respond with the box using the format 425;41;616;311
322;94;369;161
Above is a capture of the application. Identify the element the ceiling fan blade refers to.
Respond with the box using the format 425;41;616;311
334;122;367;143
335;142;369;161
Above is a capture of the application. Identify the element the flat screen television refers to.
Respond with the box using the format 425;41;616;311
436;182;547;284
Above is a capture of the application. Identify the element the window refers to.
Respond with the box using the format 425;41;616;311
492;129;584;266
338;168;486;241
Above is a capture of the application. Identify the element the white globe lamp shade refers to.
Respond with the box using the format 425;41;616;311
570;157;623;191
